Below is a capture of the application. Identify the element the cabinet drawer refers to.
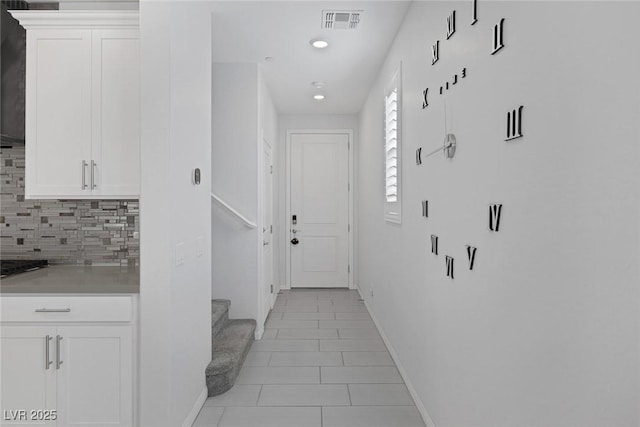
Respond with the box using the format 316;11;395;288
0;296;133;323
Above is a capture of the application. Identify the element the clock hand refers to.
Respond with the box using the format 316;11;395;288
422;134;456;159
423;144;448;159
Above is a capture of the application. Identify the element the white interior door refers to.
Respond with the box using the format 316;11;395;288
262;140;274;317
290;133;349;288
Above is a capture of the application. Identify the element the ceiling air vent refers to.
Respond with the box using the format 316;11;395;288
322;10;362;30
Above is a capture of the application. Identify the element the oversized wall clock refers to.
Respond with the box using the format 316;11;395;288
415;0;524;280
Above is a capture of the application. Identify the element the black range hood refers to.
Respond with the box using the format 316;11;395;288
1;1;27;143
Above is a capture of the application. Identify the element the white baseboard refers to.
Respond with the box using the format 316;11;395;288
255;326;264;340
182;386;208;427
358;287;436;427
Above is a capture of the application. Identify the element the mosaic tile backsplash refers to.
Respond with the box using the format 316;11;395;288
0;142;139;265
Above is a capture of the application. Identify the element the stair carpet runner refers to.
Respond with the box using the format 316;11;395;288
205;300;256;397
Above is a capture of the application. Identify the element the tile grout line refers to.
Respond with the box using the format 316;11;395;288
255;384;264;407
215;406;226;427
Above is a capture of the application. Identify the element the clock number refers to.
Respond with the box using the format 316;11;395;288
446;82;449;90
489;204;502;232
471;0;478;25
452;74;458;85
422;88;429;109
491;18;505;55
446;10;456;39
439;86;443;95
446;256;454;279
431;40;440;65
431;235;438;255
461;67;467;78
505;106;524;141
416;147;422;165
466;246;477;270
422;200;429;218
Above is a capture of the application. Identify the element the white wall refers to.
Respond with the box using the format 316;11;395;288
58;1;139;10
211;63;278;331
212;63;259;321
139;2;211;426
277;115;358;290
259;70;278;149
357;2;639;426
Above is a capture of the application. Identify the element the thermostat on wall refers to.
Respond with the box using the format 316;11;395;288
193;168;201;185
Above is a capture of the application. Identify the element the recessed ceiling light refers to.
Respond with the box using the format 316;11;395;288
313;94;325;100
310;39;329;49
311;81;326;89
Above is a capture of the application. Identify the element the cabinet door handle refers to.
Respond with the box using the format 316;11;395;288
45;335;53;370
35;308;71;313
56;335;63;370
91;160;97;189
82;160;88;189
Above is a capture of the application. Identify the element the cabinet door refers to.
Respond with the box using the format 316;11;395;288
91;30;140;198
0;326;57;426
56;326;132;427
25;30;92;199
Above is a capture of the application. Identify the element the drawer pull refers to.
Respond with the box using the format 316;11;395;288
45;335;53;370
35;308;71;313
56;335;63;370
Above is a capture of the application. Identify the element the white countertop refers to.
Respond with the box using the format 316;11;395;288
0;265;139;294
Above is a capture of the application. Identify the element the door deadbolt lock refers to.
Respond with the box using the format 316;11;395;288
291;237;299;245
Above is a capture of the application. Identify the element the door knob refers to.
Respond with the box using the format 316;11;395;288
263;241;269;246
291;237;299;245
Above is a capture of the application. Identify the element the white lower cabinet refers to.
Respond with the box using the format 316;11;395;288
0;297;135;427
56;326;132;427
1;326;57;426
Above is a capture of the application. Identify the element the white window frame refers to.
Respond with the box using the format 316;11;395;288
384;63;402;224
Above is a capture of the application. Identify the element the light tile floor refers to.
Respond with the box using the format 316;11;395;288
193;289;426;427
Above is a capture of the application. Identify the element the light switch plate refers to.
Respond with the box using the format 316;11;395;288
176;242;185;266
196;236;205;257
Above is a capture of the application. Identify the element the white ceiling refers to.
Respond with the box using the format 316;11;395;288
211;1;411;115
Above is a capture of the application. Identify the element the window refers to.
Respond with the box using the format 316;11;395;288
384;63;402;223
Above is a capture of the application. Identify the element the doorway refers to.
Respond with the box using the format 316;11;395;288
286;131;353;288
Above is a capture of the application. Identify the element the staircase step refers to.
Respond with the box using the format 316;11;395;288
211;299;230;339
206;318;256;397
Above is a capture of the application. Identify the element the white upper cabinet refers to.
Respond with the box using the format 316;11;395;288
91;29;140;198
12;12;140;199
27;29;92;198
